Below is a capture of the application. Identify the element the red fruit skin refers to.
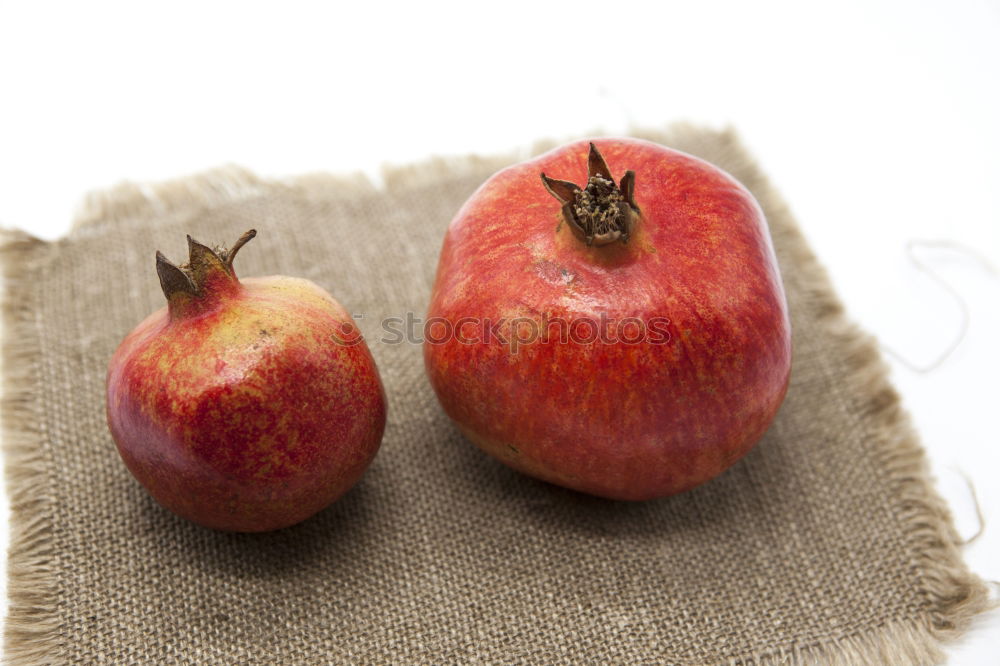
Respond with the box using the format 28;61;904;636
424;138;791;500
107;276;386;531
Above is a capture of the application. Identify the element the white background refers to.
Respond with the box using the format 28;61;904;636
1;1;998;662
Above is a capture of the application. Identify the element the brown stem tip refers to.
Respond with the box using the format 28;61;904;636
155;229;257;307
541;143;639;247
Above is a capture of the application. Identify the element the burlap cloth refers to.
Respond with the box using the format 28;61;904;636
1;127;992;664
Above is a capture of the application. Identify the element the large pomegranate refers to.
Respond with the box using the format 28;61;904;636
424;139;791;500
107;230;386;531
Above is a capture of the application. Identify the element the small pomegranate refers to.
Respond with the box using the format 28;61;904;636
106;230;386;531
424;139;791;500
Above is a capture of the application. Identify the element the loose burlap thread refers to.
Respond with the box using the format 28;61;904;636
1;127;992;664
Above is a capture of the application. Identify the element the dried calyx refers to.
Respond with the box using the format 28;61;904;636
156;229;256;316
541;143;639;246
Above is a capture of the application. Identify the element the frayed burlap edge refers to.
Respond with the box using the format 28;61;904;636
687;129;997;665
3;126;994;665
1;230;61;665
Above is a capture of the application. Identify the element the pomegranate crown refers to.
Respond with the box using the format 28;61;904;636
155;229;256;317
540;142;639;247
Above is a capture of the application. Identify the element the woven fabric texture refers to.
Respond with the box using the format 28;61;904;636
1;127;991;664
